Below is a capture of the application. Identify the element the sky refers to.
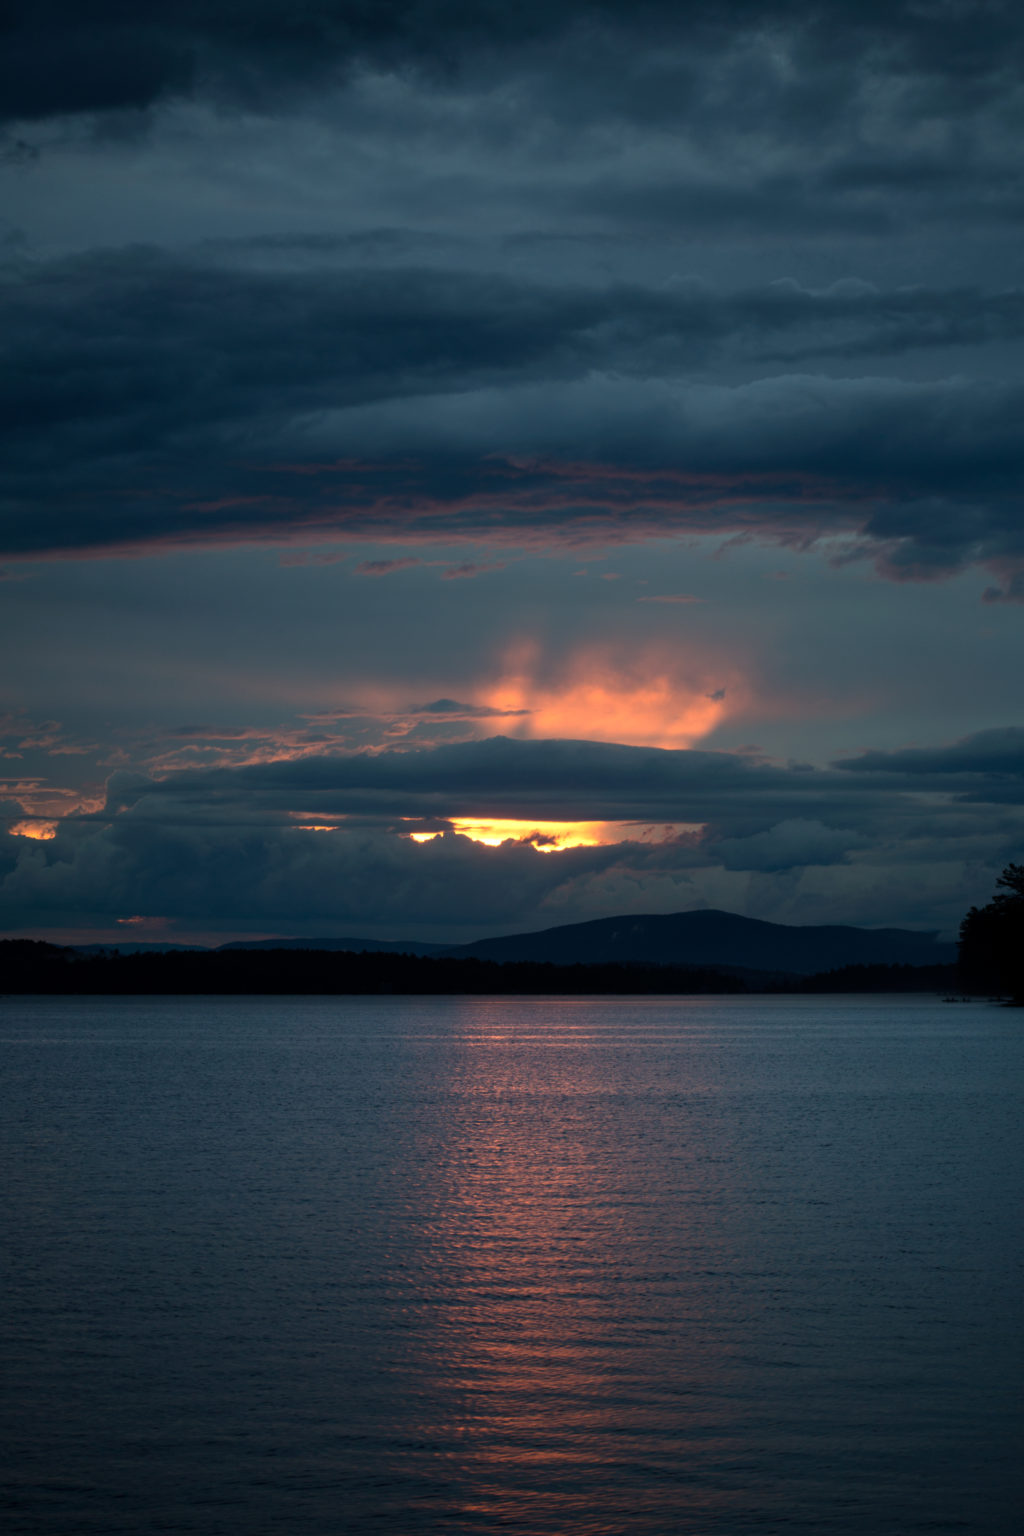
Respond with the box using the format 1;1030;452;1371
2;0;1023;945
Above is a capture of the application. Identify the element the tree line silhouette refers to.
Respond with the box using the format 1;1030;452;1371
0;945;960;996
958;863;1024;1004
0;867;1018;998
0;944;751;996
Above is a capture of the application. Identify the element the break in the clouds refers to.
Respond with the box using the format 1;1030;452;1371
2;0;1022;940
2;730;1022;941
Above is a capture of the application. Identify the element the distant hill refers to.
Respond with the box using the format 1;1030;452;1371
1;936;957;995
444;910;955;974
72;942;209;955
217;936;447;956
67;910;954;973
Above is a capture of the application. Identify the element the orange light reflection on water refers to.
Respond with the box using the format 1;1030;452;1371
405;1000;732;1529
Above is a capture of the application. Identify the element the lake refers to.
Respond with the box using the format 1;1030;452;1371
1;995;1021;1534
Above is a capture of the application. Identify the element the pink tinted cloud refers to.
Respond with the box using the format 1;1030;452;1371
5;462;869;565
441;561;507;579
637;594;705;604
12;452;1017;598
354;558;422;576
136;694;536;773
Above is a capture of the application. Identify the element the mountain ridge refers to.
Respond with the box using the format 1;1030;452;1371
212;909;955;974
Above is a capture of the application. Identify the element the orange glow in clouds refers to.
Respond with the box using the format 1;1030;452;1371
10;820;58;840
481;642;741;749
426;819;615;850
410;819;697;849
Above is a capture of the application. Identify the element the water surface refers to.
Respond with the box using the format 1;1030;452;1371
2;995;1021;1533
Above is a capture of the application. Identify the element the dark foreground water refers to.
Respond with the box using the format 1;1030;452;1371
1;996;1021;1535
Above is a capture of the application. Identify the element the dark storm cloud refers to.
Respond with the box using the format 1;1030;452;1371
14;246;1024;437
715;819;867;873
838;727;1024;788
7;2;1024;263
4;0;1022;124
3;244;1023;592
0;811;626;933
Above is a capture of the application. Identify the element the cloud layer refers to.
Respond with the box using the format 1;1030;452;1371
3;246;1023;593
6;0;1024;130
3;730;1021;939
